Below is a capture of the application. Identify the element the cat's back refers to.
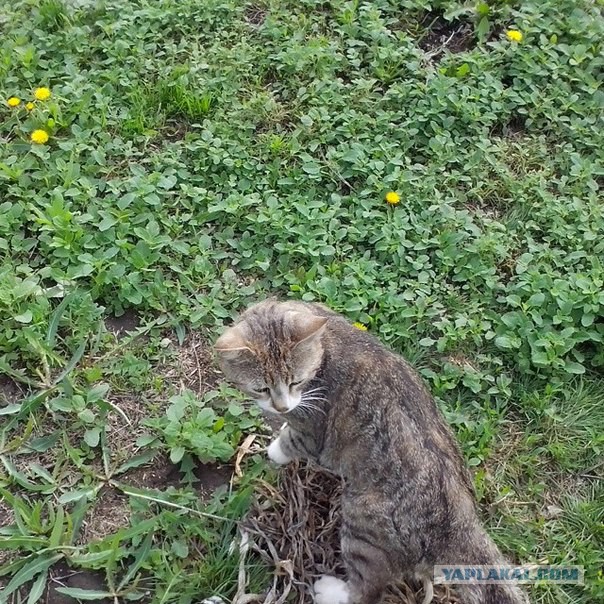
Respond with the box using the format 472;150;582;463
318;318;472;492
320;315;431;404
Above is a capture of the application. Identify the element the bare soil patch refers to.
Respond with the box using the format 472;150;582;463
105;308;140;337
491;114;527;140
418;14;474;59
46;560;112;604
0;375;24;406
79;455;233;544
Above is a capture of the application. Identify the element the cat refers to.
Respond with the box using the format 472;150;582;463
215;299;529;604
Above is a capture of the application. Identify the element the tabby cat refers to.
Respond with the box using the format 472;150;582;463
215;299;529;604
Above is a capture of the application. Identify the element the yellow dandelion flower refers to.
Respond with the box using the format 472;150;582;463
7;97;21;107
34;87;51;101
352;322;367;331
26;102;35;111
506;30;523;42
30;129;49;144
385;191;401;205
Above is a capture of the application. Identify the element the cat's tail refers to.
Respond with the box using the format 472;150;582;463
448;527;530;604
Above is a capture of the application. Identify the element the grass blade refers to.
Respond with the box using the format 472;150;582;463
54;587;113;600
58;485;100;504
4;388;55;432
0;360;41;388
68;497;90;545
116;483;229;521
46;293;75;348
114;450;157;476
0;536;47;549
100;428;111;478
0;456;49;492
53;339;87;385
1;552;62;598
49;505;64;547
117;530;154;590
27;570;48;604
67;551;114;565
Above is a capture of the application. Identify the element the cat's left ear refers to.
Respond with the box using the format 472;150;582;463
291;314;328;348
215;326;253;360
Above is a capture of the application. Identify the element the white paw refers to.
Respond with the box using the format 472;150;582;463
313;575;350;604
267;437;292;465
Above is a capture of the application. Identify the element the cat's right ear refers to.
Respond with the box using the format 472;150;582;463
214;327;253;360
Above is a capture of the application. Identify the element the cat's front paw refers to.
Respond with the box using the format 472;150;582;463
267;437;292;465
313;576;350;604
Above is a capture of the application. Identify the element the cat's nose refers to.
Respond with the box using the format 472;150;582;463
272;384;291;413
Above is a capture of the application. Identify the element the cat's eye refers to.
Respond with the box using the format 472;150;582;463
255;387;270;395
290;380;303;388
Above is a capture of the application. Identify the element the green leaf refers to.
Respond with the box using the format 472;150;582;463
86;383;110;402
98;216;118;231
135;434;157;448
0;536;47;550
68;551;114;566
0;456;47;492
170;446;185;463
114;450;157;476
494;335;516;349
528;292;545;306
58;486;99;504
27;570;48;604
14;310;33;323
68;497;90;545
53;339;87;385
564;361;585;374
84;428;101;448
476;2;490;16
54;587;113;600
1;553;62;598
4;389;53;431
227;403;244;417
476;15;490;40
49;505;65;547
78;409;95;423
171;539;189;558
531;351;550;366
117;530;154;590
24;432;60;452
46;294;74;348
0;404;21;415
456;63;470;78
302;162;320;175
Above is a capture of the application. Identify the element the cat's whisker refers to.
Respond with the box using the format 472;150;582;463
304;402;326;412
288;401;325;414
303;386;326;395
301;396;328;404
294;401;326;416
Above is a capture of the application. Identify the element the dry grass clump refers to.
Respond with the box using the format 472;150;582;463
244;462;459;604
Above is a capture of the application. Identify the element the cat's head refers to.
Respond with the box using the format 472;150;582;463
214;302;327;414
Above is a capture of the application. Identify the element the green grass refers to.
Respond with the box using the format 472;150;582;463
1;0;603;602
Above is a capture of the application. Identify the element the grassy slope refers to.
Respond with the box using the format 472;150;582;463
1;0;603;603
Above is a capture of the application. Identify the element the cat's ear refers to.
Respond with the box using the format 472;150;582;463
215;326;253;360
290;314;328;347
